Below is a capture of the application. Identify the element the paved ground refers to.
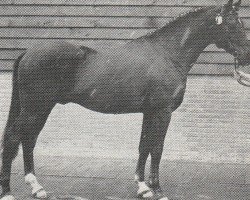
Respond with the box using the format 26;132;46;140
8;155;250;200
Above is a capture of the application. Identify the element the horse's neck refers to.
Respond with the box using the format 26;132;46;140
145;10;213;76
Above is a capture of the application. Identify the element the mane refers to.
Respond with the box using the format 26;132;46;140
165;7;204;26
143;6;217;38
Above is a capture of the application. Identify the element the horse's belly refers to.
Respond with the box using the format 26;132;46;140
69;87;145;114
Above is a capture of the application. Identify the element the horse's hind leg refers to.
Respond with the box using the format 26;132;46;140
21;107;54;199
0;121;21;200
0;105;53;200
0;110;36;199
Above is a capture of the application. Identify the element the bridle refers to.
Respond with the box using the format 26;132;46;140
233;54;250;87
216;9;250;87
217;30;250;87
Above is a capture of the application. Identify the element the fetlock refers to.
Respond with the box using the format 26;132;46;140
148;176;160;190
0;179;11;197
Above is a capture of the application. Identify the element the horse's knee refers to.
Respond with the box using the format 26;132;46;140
151;144;164;158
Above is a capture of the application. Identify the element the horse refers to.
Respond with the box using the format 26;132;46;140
1;0;250;199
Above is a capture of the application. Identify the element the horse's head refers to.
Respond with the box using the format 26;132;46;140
211;0;250;66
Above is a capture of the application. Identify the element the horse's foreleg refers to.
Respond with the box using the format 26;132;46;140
135;109;171;199
135;113;156;198
135;112;152;181
21;108;53;199
135;113;152;198
148;110;171;199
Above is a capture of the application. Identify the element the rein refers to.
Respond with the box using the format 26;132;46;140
234;56;250;87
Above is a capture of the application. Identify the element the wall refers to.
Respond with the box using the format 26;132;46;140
0;0;249;74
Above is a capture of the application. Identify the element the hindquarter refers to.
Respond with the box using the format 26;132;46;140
17;41;89;110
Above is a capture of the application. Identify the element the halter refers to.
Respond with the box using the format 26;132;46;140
233;54;250;87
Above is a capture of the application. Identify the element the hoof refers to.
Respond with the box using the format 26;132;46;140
137;190;154;199
136;181;169;200
140;188;169;200
0;195;15;200
137;181;154;199
152;188;167;200
138;193;169;200
32;188;47;199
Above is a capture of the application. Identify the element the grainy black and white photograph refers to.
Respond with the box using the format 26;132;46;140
0;0;249;199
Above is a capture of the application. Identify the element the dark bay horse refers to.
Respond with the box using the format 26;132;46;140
1;0;250;199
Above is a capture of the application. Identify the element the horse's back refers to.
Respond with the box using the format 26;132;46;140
20;40;93;69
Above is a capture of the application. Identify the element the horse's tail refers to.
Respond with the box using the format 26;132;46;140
0;52;25;155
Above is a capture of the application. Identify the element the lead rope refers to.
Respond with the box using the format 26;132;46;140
233;56;250;87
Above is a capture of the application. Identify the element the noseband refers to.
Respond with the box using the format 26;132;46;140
233;54;250;87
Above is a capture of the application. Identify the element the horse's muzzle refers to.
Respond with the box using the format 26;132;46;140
238;51;250;66
234;49;250;87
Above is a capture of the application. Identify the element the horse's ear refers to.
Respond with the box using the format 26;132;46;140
222;0;234;13
233;0;242;10
225;0;234;7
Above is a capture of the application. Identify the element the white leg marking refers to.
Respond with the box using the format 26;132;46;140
134;175;139;182
137;181;153;198
0;195;15;200
25;173;47;199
